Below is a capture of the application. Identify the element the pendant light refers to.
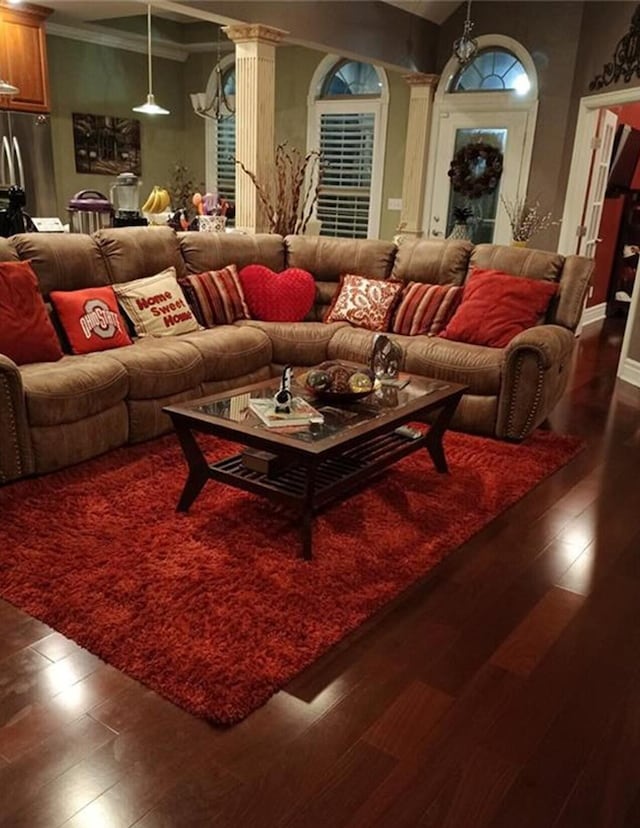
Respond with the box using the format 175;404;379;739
453;0;479;66
133;4;169;116
0;79;19;96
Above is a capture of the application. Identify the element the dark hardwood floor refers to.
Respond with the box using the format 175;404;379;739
1;319;640;827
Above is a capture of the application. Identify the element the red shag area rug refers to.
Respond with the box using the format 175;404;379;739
0;431;581;724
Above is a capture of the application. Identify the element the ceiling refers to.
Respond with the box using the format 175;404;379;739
42;0;461;25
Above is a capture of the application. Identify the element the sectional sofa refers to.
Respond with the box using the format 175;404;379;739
0;227;593;484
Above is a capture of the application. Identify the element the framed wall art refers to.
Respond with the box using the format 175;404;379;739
72;113;142;176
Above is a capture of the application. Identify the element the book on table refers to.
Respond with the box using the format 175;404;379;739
248;397;325;428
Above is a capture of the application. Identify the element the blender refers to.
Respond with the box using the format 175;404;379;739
110;173;147;227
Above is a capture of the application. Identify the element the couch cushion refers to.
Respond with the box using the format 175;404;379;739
11;233;109;296
237;320;346;365
105;338;204;399
285;236;395;282
20;354;128;426
178;232;285;274
404;337;503;396
327;326;413;368
391;238;472;285
179;326;272;382
95;227;186;284
0;237;18;262
470;244;563;282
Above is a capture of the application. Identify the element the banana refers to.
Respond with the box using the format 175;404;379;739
157;188;171;212
141;186;159;214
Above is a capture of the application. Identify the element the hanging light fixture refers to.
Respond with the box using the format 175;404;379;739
189;26;235;121
133;3;170;116
0;79;19;96
453;0;479;67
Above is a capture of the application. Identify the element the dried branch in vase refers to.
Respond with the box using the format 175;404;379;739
500;195;556;243
235;143;324;235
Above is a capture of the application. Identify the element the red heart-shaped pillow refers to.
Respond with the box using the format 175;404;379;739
238;265;316;322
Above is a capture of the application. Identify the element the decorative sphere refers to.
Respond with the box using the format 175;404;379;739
326;365;351;393
349;372;373;393
305;369;332;392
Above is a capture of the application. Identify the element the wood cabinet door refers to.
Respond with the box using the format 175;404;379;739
0;8;50;113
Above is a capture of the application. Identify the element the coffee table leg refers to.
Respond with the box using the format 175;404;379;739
424;391;464;473
172;420;210;512
301;462;317;561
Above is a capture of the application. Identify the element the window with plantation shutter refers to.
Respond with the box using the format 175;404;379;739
309;58;388;240
216;114;236;206
318;112;374;239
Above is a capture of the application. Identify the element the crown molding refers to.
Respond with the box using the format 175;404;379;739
46;21;190;62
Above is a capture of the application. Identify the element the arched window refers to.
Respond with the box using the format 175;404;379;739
308;56;388;239
203;56;236;219
450;49;530;95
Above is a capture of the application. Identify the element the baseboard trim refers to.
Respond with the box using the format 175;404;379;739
581;302;607;327
618;358;640;388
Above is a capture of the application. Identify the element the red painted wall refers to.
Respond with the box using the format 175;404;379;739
589;195;625;307
609;105;640;189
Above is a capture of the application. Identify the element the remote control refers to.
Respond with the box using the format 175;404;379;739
394;425;422;440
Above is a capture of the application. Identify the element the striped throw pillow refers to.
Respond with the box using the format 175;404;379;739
391;282;463;337
179;265;250;327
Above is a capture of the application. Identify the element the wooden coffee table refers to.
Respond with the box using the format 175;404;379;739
164;371;466;560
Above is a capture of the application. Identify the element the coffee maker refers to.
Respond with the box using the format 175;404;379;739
0;185;37;236
110;173;147;227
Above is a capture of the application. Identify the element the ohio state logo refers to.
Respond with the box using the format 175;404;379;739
79;299;122;340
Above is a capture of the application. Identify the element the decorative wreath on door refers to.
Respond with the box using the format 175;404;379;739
448;142;504;199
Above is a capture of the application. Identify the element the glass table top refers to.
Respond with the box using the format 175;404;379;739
184;374;449;445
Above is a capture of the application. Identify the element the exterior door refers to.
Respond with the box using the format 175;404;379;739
578;108;618;258
427;110;531;245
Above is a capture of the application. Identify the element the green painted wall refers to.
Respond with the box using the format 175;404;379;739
47;35;186;217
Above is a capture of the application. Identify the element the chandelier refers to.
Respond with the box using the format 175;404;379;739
453;0;478;67
190;27;235;121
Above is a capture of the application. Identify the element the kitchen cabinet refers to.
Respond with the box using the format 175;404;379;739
0;5;51;114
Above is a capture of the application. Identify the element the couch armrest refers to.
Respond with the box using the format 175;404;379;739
496;325;575;440
0;355;33;483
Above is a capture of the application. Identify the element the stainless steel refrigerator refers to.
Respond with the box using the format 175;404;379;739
0;110;57;217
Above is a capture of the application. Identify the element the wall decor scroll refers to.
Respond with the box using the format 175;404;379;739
590;5;640;90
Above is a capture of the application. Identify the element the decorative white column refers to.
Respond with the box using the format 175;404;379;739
223;24;287;233
399;73;439;239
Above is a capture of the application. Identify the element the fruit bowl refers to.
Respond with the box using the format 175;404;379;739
302;362;377;403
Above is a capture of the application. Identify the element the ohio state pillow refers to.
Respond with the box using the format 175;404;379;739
439;267;558;348
113;267;201;337
0;260;62;365
50;286;132;355
324;273;403;331
238;264;316;322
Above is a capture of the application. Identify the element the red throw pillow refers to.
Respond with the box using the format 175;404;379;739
391;282;463;336
50;286;132;355
439;268;558;348
0;260;62;365
179;265;249;327
324;273;404;331
238;264;316;322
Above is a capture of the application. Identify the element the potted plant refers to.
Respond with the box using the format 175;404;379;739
448;204;474;240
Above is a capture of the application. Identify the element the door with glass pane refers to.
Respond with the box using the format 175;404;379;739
428;110;530;245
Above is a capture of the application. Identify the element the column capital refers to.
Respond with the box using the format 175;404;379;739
222;23;288;46
402;72;440;88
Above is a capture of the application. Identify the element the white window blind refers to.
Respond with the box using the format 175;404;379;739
317;111;375;239
216;115;236;207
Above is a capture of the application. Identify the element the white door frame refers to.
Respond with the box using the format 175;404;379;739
423;34;539;239
559;86;640;385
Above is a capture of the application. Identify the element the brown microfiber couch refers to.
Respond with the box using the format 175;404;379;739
0;227;593;484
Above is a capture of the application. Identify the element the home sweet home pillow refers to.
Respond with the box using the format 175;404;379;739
113;267;201;337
